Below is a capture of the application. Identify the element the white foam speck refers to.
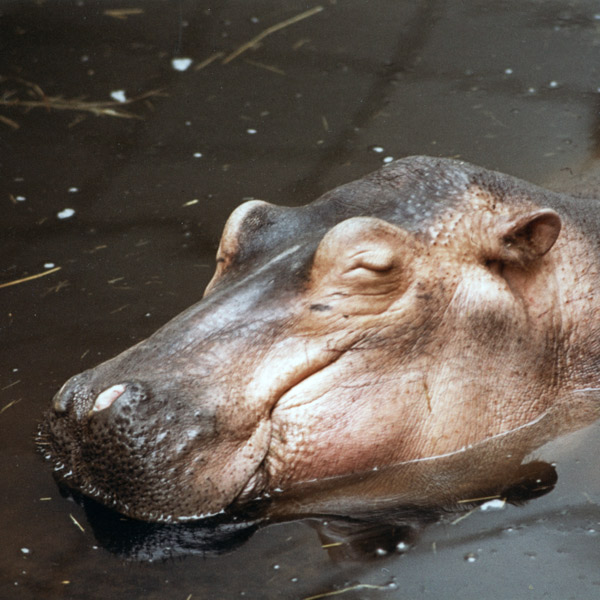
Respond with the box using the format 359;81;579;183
68;187;79;193
193;152;203;158
57;208;75;220
15;195;26;202
44;263;55;269
480;499;506;511
110;90;127;103
246;128;257;135
372;146;384;153
172;57;192;71
383;156;394;163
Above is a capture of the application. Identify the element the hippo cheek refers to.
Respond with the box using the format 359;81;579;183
46;380;272;523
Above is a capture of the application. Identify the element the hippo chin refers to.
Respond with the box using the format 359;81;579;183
39;156;600;523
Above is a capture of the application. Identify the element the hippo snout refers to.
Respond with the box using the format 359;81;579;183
42;362;271;522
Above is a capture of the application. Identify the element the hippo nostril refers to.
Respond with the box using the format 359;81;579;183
91;383;127;413
52;380;75;414
52;371;95;415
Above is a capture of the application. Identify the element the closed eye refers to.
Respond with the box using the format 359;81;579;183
348;249;395;273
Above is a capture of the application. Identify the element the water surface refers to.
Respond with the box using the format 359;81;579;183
2;1;600;598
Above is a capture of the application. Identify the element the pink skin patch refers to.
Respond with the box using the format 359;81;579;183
92;384;126;412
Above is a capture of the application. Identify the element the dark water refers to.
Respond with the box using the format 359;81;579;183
2;1;600;598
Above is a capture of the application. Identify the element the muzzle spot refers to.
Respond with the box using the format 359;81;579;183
92;384;127;413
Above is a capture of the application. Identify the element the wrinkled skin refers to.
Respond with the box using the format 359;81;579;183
40;156;600;522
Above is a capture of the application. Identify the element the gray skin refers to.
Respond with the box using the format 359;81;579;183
40;156;600;523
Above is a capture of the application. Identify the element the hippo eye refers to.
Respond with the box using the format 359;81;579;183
347;248;396;274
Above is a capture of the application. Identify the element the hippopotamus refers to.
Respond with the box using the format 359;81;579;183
39;156;600;524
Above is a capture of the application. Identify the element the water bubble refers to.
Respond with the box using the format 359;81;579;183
548;80;559;89
246;128;257;135
464;552;478;563
15;195;26;202
371;145;384;153
20;548;30;555
68;187;79;193
44;263;55;269
193;152;203;158
383;156;394;164
272;564;280;570
504;68;513;75
396;541;409;552
375;548;388;557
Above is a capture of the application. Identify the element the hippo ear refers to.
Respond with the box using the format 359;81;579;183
496;209;561;264
204;200;274;296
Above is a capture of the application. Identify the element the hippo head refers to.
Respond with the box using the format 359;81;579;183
40;156;599;522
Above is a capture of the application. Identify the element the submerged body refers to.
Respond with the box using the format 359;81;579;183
41;156;600;522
